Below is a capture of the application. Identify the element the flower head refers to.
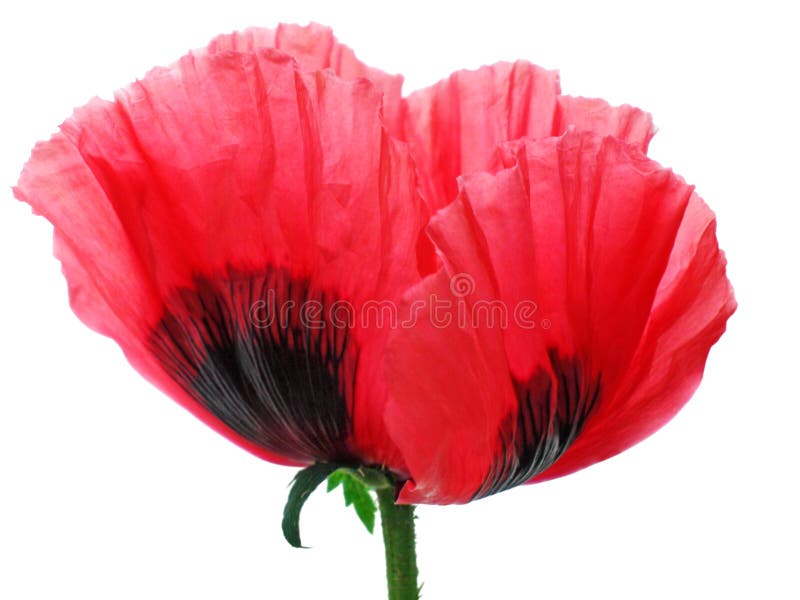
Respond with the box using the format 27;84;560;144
14;23;734;506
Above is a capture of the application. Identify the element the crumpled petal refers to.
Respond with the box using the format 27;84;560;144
403;61;655;211
386;130;734;504
205;23;405;139
15;45;426;470
536;192;736;481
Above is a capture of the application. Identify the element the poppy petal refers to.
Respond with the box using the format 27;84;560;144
505;132;694;388
16;47;425;471
402;61;654;211
402;61;559;212
386;130;707;503
385;197;518;504
536;192;736;480
454;167;545;380
554;96;656;153
14;132;299;467
206;23;405;138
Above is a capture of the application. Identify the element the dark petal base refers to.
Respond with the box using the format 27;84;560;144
476;350;601;498
149;267;357;463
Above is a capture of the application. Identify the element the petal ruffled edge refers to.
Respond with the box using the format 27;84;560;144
401;61;655;212
205;23;405;139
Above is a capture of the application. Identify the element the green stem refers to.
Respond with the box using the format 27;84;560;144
376;487;419;600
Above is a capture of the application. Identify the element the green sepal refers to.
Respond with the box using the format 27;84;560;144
327;468;378;534
347;465;394;490
282;462;341;548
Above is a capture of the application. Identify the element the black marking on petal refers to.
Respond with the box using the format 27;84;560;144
149;267;357;463
475;349;601;499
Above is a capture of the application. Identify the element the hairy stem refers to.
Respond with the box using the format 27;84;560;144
376;487;419;600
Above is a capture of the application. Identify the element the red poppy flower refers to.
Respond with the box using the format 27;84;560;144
14;23;734;509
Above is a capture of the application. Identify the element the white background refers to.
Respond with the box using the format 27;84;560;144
1;1;797;598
